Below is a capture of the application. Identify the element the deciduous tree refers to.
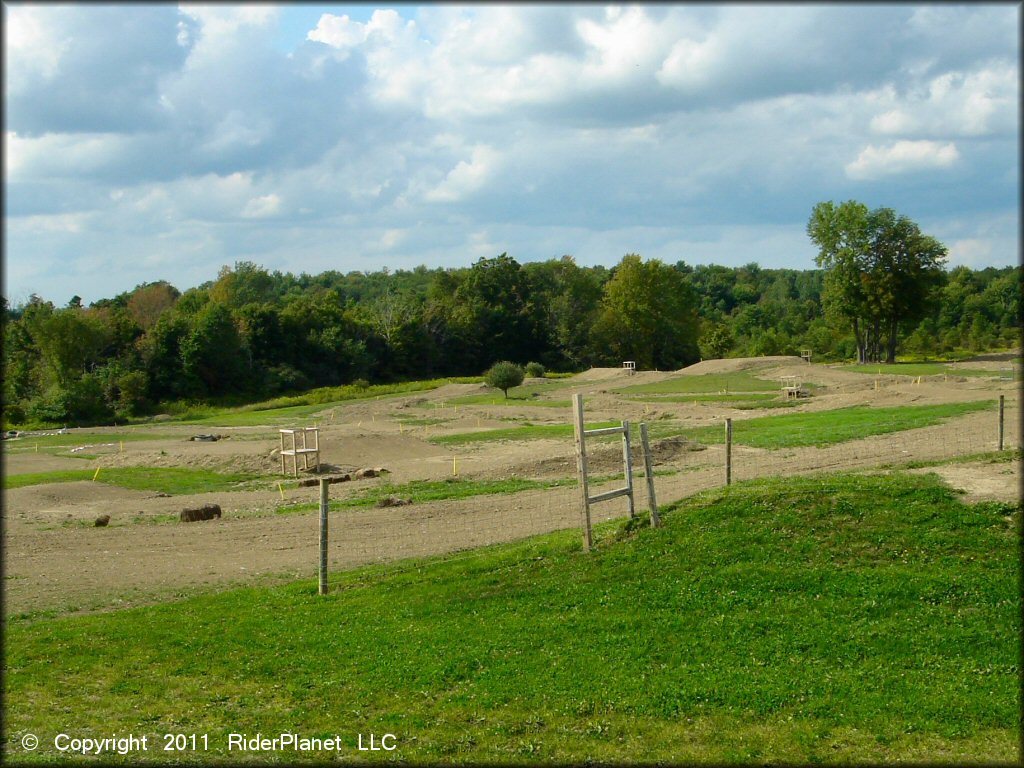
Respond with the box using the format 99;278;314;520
807;201;946;363
589;254;700;370
484;361;525;398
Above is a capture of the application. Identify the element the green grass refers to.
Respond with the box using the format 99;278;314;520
430;420;620;446
616;371;782;395
444;380;576;408
280;477;578;514
3;466;264;495
889;448;1023;471
841;363;1002;378
153;378;485;427
4;472;1018;763
1;431;180;454
677;401;994;449
624;392;781;404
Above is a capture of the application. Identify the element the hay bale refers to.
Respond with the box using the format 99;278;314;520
94;514;111;527
180;504;222;522
354;467;389;479
375;496;412;508
297;474;352;488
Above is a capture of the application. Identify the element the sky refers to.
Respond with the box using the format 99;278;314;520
3;3;1020;306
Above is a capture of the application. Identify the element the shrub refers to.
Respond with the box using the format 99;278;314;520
525;361;546;379
484;361;525;399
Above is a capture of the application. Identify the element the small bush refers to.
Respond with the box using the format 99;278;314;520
484;361;525;399
525;362;546;379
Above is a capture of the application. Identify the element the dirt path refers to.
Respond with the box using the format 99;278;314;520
3;358;1019;619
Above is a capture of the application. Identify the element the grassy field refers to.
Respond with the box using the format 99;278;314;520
431;401;993;450
143;378;487;427
2;432;181;456
616;371;781;395
840;362;1005;378
676;401;994;449
4;466;264;495
277;477;579;514
4;471;1018;763
430;420;620;446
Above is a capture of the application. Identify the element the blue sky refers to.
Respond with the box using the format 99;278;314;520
3;3;1019;306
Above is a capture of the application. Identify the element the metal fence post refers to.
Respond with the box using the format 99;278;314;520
725;418;733;486
319;478;329;595
998;395;1005;451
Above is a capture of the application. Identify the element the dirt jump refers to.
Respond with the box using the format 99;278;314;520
3;356;1019;619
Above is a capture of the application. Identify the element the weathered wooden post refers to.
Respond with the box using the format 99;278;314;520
318;478;329;595
998;395;1005;451
572;393;593;551
725;418;733;486
639;422;661;527
622;421;635;519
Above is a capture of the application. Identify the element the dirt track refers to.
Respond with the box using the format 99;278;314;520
3;356;1020;618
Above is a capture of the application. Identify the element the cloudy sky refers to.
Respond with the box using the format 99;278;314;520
4;3;1019;306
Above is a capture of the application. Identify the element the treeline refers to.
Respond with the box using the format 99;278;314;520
2;254;1020;426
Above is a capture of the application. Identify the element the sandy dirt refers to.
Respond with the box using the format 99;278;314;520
3;356;1019;618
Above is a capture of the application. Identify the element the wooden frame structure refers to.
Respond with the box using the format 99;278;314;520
780;375;801;399
622;361;636;375
279;427;320;477
800;349;812;363
572;393;660;551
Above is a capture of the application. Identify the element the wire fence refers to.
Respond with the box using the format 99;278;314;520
321;398;1019;575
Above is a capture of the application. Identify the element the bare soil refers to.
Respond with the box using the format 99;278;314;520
3;357;1019;619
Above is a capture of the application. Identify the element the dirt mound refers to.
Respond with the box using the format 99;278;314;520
677;356;806;375
429;382;490;398
572;367;637;382
958;349;1021;364
318;432;449;471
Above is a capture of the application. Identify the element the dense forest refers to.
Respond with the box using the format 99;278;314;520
2;253;1020;427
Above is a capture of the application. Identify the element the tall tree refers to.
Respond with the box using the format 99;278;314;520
807;201;946;363
589;254;700;370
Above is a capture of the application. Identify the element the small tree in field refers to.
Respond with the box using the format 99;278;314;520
485;361;525;398
525;361;545;378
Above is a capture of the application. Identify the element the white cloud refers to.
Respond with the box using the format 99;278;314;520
2;4;1018;304
868;63;1018;139
9;212;92;234
241;193;282;219
845;140;960;180
177;4;277;38
308;9;408;49
423;145;501;203
4;131;136;181
946;238;993;268
4;6;70;89
870;109;918;135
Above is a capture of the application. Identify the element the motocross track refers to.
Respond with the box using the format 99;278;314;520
4;355;1020;619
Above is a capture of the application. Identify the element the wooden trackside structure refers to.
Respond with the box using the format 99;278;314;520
280;427;320;477
572;393;660;551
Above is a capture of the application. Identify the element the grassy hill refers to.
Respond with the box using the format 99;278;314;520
4;471;1019;763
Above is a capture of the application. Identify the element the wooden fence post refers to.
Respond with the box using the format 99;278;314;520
998;395;1005;452
572;393;593;551
725;418;733;486
622;420;635;519
318;478;329;595
640;422;661;527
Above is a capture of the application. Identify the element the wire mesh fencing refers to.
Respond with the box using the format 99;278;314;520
320;398;1019;575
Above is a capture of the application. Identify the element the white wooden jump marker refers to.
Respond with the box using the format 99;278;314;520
623;361;636;376
279;427;320;477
